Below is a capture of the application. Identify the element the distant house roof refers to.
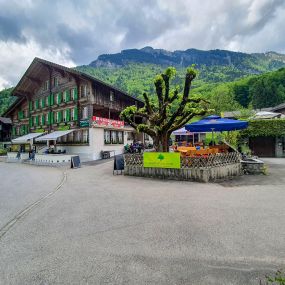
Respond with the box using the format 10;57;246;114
222;111;242;118
271;102;285;112
0;117;12;124
251;111;284;120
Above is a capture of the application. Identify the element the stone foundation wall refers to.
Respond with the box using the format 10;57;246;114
124;163;242;183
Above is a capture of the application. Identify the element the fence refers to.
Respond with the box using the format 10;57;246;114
124;152;242;182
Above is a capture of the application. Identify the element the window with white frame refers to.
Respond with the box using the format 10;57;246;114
33;116;37;125
71;88;75;100
63;110;67;122
82;130;88;143
104;130;111;144
53;77;59;87
82;106;88;119
71;108;75;120
44;80;49;91
45;96;49;105
46;113;49;123
81;85;87;97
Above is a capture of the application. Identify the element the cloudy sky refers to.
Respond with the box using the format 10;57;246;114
1;0;285;90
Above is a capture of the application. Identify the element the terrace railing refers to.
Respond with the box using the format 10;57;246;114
124;152;241;169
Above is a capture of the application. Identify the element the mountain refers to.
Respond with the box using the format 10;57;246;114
90;47;285;73
77;47;285;99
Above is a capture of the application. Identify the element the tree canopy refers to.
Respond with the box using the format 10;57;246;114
120;66;209;151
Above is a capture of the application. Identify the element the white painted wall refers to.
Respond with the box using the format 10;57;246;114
56;127;132;161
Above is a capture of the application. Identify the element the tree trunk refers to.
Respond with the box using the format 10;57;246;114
153;133;169;152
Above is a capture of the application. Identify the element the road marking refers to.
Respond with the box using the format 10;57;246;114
0;170;67;240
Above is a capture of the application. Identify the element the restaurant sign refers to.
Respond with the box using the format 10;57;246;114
92;116;124;128
143;152;181;169
80;119;90;128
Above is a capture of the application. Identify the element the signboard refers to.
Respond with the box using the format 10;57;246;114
71;156;81;168
80;119;90;128
92;116;124;128
143;152;181;169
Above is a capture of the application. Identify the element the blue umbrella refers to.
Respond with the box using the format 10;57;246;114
185;115;248;142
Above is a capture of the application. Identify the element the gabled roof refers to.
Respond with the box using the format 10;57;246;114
12;57;143;103
271;102;285;112
0;117;12;124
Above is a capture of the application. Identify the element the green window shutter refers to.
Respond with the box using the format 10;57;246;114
29;101;33;111
35;99;39;109
12;127;16;136
74;88;78;100
24;125;28;134
50;93;54;106
67;90;70;102
41;114;45;125
48;94;51;106
74;107;78;120
29;117;33;127
41;98;45;108
66;109;71;121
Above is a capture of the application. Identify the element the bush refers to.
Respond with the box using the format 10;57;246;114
0;149;7;156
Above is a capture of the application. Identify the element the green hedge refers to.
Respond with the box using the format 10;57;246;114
242;119;285;137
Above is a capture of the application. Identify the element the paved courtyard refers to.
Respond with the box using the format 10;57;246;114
0;158;284;285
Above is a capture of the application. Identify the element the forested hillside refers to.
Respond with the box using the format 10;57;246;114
0;88;15;116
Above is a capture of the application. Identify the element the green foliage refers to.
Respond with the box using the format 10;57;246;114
120;66;209;151
0;87;15;116
241;119;285;137
260;269;285;285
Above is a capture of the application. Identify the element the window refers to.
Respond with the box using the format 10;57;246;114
46;96;49;105
104;130;124;144
53;77;59;87
33;116;37;125
71;88;75;100
110;91;114;102
81;85;87;97
104;130;111;144
71;109;75;120
63;110;67;122
75;131;82;142
82;106;88;119
46;113;49;123
44;80;49;91
63;91;67;102
83;130;88;143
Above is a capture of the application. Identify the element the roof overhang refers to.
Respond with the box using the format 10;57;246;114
35;130;74;141
12;132;44;144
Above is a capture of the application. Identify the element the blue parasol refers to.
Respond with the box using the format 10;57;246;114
185;115;248;142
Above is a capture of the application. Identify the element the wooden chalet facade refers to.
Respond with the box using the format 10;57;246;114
4;58;145;160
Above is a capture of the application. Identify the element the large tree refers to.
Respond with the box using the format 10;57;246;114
120;67;209;152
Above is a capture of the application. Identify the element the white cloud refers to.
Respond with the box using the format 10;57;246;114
0;40;75;90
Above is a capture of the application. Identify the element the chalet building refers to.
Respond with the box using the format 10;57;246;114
3;58;147;160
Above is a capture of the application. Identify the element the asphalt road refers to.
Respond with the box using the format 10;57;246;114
0;159;284;285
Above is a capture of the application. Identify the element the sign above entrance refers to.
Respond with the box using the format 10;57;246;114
143;152;181;169
92;116;124;128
